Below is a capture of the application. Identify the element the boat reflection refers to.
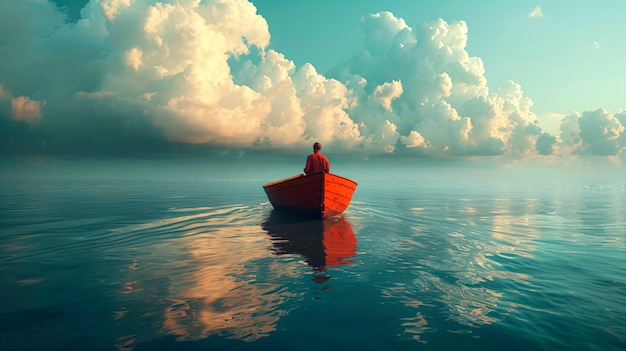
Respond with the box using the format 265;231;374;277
262;211;357;280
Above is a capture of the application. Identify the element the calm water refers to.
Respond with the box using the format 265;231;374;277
1;164;625;351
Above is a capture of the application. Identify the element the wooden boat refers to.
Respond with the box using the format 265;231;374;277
263;173;357;219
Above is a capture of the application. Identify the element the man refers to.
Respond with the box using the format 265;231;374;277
304;142;330;175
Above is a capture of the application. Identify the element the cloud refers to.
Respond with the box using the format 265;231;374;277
592;41;600;49
11;96;44;124
330;14;543;157
1;0;273;155
536;133;557;155
400;130;427;149
558;109;625;156
101;0;131;21
529;5;544;18
0;1;622;162
577;109;625;155
0;86;45;124
372;80;403;112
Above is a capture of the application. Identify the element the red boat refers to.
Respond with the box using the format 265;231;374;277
263;173;357;219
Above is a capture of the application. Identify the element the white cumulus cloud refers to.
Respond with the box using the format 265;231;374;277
529;5;544;18
559;109;626;156
329;13;543;156
372;80;403;112
0;0;623;162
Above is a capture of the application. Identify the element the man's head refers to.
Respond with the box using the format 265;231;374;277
313;142;321;151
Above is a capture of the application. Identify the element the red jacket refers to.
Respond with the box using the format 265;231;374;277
304;152;330;175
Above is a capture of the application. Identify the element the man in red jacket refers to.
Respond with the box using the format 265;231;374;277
304;142;330;175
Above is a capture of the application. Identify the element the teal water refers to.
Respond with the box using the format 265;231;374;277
1;164;625;351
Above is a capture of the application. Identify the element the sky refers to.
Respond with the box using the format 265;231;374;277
1;0;625;163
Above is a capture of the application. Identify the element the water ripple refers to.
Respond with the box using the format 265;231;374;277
1;177;625;350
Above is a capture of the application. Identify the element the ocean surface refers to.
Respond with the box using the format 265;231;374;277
1;161;625;351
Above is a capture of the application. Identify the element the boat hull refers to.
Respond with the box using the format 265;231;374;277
263;173;357;219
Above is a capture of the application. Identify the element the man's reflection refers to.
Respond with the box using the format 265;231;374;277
262;211;357;280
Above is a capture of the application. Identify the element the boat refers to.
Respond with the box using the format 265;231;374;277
263;173;357;219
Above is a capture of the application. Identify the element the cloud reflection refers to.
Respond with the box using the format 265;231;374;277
160;221;295;342
110;205;301;345
158;209;358;342
382;194;540;338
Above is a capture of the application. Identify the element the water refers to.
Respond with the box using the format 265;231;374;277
1;163;625;351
